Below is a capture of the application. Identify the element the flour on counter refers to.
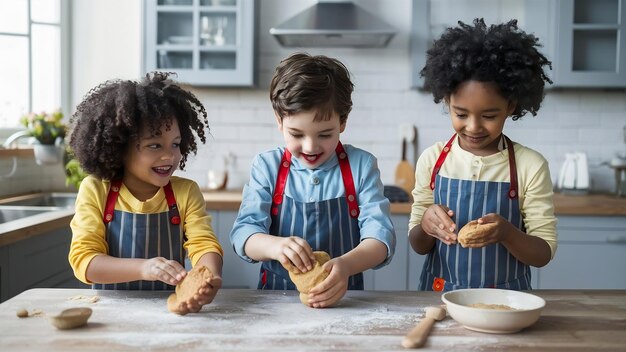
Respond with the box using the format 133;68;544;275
68;295;100;303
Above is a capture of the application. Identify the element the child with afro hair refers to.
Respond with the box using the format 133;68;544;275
68;72;223;313
409;19;557;291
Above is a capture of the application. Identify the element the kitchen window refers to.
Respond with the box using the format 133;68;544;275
0;0;69;129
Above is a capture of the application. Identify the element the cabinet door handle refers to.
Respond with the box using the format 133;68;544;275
607;236;626;244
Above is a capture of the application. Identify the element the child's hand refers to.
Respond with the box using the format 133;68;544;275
177;275;223;314
141;257;187;285
464;213;511;248
272;236;316;273
422;205;457;245
306;257;349;308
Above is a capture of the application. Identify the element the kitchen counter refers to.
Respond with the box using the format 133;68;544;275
204;190;626;216
0;288;624;351
0;209;74;247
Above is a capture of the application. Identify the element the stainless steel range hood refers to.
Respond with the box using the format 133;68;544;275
269;1;396;48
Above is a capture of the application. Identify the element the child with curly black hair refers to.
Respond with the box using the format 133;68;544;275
68;72;223;313
408;19;557;291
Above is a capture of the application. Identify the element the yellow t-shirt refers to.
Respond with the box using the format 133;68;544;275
409;137;558;258
69;175;223;284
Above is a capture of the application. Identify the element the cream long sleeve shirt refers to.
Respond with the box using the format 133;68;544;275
409;137;558;258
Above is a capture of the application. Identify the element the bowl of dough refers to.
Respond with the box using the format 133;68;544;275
441;288;545;334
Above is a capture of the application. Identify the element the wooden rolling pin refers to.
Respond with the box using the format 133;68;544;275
402;306;447;349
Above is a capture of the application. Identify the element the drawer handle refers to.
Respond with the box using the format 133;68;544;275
607;236;626;244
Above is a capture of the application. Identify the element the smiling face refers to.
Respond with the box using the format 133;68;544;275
448;80;515;156
276;109;346;169
122;119;182;200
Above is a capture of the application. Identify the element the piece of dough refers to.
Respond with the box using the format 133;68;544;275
457;220;498;248
167;265;213;315
469;303;517;310
282;251;330;305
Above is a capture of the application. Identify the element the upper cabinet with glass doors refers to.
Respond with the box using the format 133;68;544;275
525;0;626;88
143;0;256;86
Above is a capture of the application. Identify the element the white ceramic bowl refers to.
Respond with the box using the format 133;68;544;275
441;288;545;334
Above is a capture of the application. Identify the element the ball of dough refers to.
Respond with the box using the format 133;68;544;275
458;220;498;248
282;251;330;305
167;265;213;315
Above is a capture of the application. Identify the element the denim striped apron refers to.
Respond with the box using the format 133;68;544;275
93;179;184;290
258;142;364;290
418;134;531;291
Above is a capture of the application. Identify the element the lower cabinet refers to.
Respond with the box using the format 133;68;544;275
364;215;421;291
1;226;83;302
537;216;626;289
0;246;7;301
209;210;261;289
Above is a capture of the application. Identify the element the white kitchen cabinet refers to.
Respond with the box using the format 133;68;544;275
537;216;626;289
407;241;427;291
143;0;256;86
525;0;626;88
364;215;412;290
209;209;261;289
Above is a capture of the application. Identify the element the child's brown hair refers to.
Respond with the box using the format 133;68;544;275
270;53;354;124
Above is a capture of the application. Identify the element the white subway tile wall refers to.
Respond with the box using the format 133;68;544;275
1;0;625;198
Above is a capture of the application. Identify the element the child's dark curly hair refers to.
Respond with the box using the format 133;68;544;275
69;72;208;180
420;18;552;120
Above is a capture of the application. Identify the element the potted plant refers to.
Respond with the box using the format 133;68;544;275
20;110;66;165
64;147;88;190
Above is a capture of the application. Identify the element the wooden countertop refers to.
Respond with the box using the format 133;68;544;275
551;192;626;216
0;288;624;351
204;190;626;216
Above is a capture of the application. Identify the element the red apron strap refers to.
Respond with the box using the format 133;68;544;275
162;182;181;225
504;135;518;199
336;142;359;218
430;134;519;199
430;134;457;190
271;149;292;216
103;179;122;223
271;142;359;219
103;180;180;225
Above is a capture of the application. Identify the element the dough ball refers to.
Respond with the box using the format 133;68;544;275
282;251;330;305
458;220;498;247
167;265;213;315
16;308;28;318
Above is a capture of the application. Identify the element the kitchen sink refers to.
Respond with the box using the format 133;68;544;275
0;192;77;208
0;193;77;226
0;207;51;224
